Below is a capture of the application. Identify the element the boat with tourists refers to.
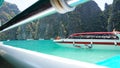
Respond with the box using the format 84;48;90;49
54;32;120;48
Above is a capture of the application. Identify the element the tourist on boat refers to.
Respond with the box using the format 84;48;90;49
55;36;61;40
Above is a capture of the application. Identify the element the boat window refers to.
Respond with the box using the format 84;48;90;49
69;34;119;40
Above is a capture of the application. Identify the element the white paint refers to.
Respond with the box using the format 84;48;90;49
0;42;107;68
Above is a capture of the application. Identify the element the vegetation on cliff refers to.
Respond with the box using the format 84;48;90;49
15;1;107;40
0;0;120;40
107;0;120;31
0;2;20;40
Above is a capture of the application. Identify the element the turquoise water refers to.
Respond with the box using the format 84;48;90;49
3;40;120;63
97;55;120;68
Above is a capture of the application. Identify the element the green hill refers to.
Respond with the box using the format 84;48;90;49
15;1;106;40
0;0;119;40
0;2;20;40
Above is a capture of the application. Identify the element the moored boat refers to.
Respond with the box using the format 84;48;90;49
54;32;120;48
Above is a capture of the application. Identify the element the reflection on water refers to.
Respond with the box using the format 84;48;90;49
3;40;120;63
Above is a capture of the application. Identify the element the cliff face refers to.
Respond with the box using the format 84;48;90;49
107;0;120;31
0;1;117;40
0;2;20;24
0;2;20;40
15;1;106;40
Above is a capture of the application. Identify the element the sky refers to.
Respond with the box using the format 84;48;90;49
5;0;113;11
94;0;113;10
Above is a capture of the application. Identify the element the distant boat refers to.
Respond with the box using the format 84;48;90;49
39;38;44;40
27;39;33;40
7;40;10;41
54;32;120;48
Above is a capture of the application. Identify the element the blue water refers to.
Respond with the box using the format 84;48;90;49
3;40;120;66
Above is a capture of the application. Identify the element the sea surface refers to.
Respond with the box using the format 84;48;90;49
3;40;120;63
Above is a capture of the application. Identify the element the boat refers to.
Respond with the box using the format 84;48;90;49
54;32;120;48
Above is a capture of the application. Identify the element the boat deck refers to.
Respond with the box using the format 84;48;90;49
0;56;14;68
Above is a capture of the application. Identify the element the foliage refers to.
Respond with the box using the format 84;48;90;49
107;0;120;31
0;2;20;40
0;1;119;40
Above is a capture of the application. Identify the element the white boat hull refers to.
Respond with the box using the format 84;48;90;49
54;39;120;48
0;42;106;68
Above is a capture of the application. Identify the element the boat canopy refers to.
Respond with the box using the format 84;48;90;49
69;32;120;37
